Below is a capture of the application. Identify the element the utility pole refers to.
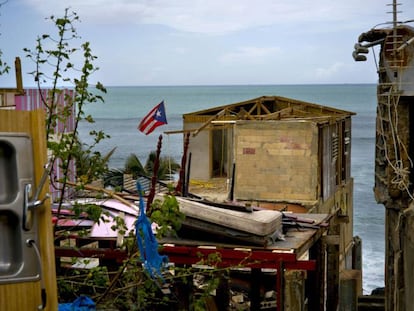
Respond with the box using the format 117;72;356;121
353;2;414;310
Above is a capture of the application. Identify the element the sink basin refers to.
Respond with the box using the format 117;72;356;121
0;211;22;275
0;133;40;283
0;140;18;204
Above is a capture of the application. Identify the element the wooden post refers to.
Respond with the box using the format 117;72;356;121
0;110;58;310
215;270;229;310
402;204;414;309
173;265;193;310
277;261;285;311
307;237;326;310
175;132;190;195
284;270;305;311
14;57;24;95
326;223;340;311
250;268;262;310
352;236;362;270
326;243;340;310
147;134;162;213
339;270;362;311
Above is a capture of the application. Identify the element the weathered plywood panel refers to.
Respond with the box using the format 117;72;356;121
0;110;58;311
234;121;319;202
185;122;211;180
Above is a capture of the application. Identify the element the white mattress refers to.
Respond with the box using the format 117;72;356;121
174;196;282;236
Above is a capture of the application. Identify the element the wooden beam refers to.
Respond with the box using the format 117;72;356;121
323;235;340;245
192;109;226;137
258;100;272;115
0;57;25;95
307;238;326;311
164;128;197;135
15;57;24;94
247;103;258;116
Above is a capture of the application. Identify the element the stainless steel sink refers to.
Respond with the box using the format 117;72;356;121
0;211;21;275
0;133;40;283
0;138;18;204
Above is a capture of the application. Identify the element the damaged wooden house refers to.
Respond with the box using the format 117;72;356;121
167;95;362;310
183;96;354;213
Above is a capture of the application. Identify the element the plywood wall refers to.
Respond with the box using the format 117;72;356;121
234;120;319;203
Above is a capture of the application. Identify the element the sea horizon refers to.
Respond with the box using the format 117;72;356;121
97;82;377;88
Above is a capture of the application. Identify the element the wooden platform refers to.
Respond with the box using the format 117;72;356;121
162;213;329;257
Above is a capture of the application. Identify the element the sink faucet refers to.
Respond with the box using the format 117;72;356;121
23;163;50;231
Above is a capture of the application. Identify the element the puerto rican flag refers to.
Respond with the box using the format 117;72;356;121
138;101;168;135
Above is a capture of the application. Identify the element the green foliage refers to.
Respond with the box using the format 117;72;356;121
24;8;110;203
110;214;128;236
71;202;109;224
104;151;180;188
124;153;146;177
74;145;116;185
149;194;185;238
57;265;110;302
103;168;125;189
68;251;229;310
0;50;9;76
145;151;181;180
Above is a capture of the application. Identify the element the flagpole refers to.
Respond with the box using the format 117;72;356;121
166;133;172;181
162;100;172;181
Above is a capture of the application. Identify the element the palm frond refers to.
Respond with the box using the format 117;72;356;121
125;153;146;177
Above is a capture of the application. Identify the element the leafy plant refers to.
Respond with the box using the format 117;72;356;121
145;151;181;179
0;50;9;76
24;8;110;209
0;1;10;76
104;151;180;188
150;194;185;239
125;153;146;177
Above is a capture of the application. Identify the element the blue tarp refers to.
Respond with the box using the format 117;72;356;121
58;295;96;311
135;181;168;279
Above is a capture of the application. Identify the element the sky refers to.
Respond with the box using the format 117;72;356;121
0;0;413;87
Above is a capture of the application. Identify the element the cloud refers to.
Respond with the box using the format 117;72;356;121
219;46;281;64
23;0;401;35
314;62;346;80
173;47;188;55
8;0;414;86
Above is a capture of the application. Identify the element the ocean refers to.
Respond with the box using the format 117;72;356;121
79;84;383;294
